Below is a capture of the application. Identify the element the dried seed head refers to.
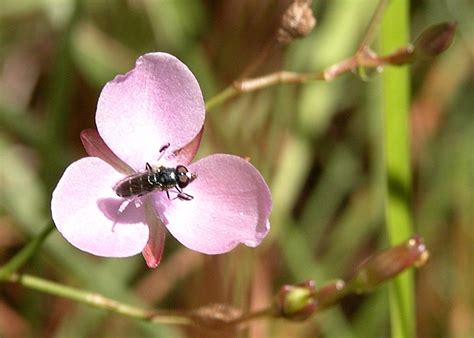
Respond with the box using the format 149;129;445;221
277;0;316;44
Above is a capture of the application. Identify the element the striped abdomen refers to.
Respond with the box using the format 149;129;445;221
114;172;163;198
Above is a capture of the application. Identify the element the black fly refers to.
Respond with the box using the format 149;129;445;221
114;164;196;200
113;144;197;200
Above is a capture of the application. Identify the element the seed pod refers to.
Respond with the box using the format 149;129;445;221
277;0;316;44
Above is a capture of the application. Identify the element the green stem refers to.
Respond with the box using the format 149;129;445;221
205;86;237;112
229;307;274;326
359;0;390;49
381;1;415;337
0;223;54;279
203;0;401;113
4;273;193;326
2;272;275;328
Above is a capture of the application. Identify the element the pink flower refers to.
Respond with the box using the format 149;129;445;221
51;53;272;267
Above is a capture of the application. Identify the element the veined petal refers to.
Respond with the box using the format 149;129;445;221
51;157;149;257
141;198;167;268
155;154;272;254
166;127;203;166
80;129;135;175
95;53;205;171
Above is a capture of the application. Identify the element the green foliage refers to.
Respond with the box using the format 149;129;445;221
381;1;415;337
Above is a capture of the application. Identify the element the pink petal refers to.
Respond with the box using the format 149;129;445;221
166;127;203;166
51;157;149;257
155;154;272;254
141;198;167;268
80;129;135;175
95;53;205;171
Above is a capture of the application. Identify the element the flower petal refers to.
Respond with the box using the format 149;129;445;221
155;154;272;254
51;157;149;257
95;52;205;171
141;198;166;268
80;129;135;175
166;127;203;166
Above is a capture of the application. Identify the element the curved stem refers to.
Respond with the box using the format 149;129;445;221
204;0;405;112
3;273;193;326
0;223;54;279
228;307;274;326
2;235;427;329
1;272;274;328
205;86;238;112
358;0;390;49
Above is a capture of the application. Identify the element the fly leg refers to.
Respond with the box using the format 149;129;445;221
112;199;130;232
112;197;143;232
156;142;171;162
164;189;190;201
176;192;194;201
159;142;170;153
173;186;194;201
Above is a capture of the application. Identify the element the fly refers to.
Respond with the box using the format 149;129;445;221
114;163;196;200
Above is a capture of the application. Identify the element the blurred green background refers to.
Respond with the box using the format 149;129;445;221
0;1;472;337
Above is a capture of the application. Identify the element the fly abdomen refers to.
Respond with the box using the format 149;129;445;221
114;173;157;198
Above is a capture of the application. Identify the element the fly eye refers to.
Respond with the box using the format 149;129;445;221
176;165;190;188
177;175;189;188
176;165;188;174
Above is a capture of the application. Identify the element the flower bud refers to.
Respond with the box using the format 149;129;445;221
277;0;316;44
274;280;317;320
414;22;457;59
350;235;429;292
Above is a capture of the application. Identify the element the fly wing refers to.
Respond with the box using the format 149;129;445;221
114;173;152;197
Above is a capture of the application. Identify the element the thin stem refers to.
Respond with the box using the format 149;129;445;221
3;235;427;328
204;56;359;112
234;56;358;93
232;50;385;93
358;0;390;49
0;223;54;279
2;272;275;328
206;56;355;112
205;0;402;112
204;86;238;112
4;273;193;326
228;307;274;326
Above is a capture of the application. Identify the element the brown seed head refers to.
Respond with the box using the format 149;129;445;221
277;0;316;44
